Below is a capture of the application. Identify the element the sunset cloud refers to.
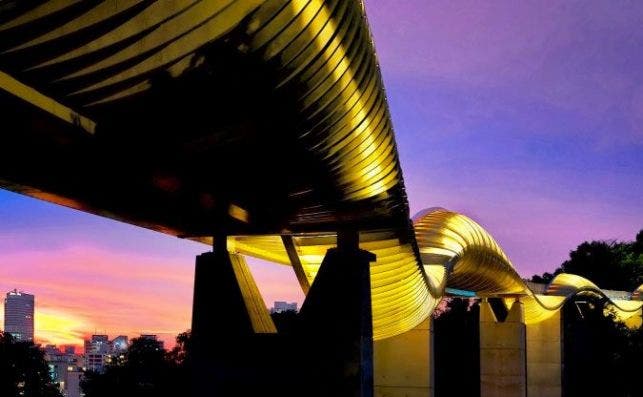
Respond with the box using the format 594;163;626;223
0;228;303;350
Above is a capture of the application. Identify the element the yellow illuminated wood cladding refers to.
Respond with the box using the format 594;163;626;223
413;208;643;326
1;0;405;207
229;231;438;340
0;0;425;339
1;1;640;342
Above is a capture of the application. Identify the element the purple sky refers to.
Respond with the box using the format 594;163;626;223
365;0;643;275
1;0;642;346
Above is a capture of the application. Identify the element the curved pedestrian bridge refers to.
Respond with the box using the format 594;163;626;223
1;3;641;396
0;0;640;340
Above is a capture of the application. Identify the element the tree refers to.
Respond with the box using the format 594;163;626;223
635;230;643;254
0;332;63;397
166;331;191;368
270;310;298;334
563;295;642;397
433;298;480;397
81;335;186;397
530;271;557;284
528;228;643;396
532;229;643;291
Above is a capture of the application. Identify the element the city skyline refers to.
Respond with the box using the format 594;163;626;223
0;284;298;349
1;0;642;348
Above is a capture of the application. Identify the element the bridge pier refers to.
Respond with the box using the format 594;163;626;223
526;311;562;397
298;229;377;397
479;299;526;397
374;318;434;397
190;239;276;397
480;299;563;397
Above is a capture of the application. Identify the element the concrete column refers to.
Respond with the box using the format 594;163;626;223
526;311;562;397
190;249;276;396
480;300;526;397
298;229;376;397
374;318;433;397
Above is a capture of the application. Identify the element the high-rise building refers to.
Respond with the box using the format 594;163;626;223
84;335;111;373
4;289;34;341
270;301;298;313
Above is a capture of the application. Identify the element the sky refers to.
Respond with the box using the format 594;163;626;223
1;0;642;349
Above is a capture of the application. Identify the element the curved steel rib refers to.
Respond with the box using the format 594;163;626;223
413;208;643;326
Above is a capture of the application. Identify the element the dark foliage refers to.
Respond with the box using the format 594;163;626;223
530;271;557;284
0;332;63;397
529;228;643;396
433;298;480;397
81;334;190;397
563;295;642;397
270;310;298;334
531;229;643;290
165;331;191;368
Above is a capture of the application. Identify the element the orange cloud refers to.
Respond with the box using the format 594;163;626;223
0;305;89;347
1;243;304;351
36;307;93;346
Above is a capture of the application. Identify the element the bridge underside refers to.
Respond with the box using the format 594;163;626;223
1;3;642;396
0;0;410;239
1;0;640;341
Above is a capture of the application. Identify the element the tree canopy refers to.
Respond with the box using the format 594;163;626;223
433;298;480;397
563;294;643;397
81;334;189;397
532;229;643;291
528;229;643;396
0;332;63;397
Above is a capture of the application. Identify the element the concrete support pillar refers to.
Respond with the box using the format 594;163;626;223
480;300;526;397
526;311;562;397
190;248;276;396
374;318;433;397
298;229;376;397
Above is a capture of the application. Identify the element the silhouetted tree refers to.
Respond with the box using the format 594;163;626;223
528;228;643;396
530;271;557;284
532;229;643;290
563;295;642;397
0;332;63;397
634;230;643;254
433;298;480;397
81;335;187;397
270;310;298;334
166;331;191;368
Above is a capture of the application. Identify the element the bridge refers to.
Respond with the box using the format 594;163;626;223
1;1;641;397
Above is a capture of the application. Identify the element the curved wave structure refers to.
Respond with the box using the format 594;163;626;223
1;2;639;340
229;231;440;340
229;209;641;338
413;208;643;326
0;0;409;216
0;0;435;341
